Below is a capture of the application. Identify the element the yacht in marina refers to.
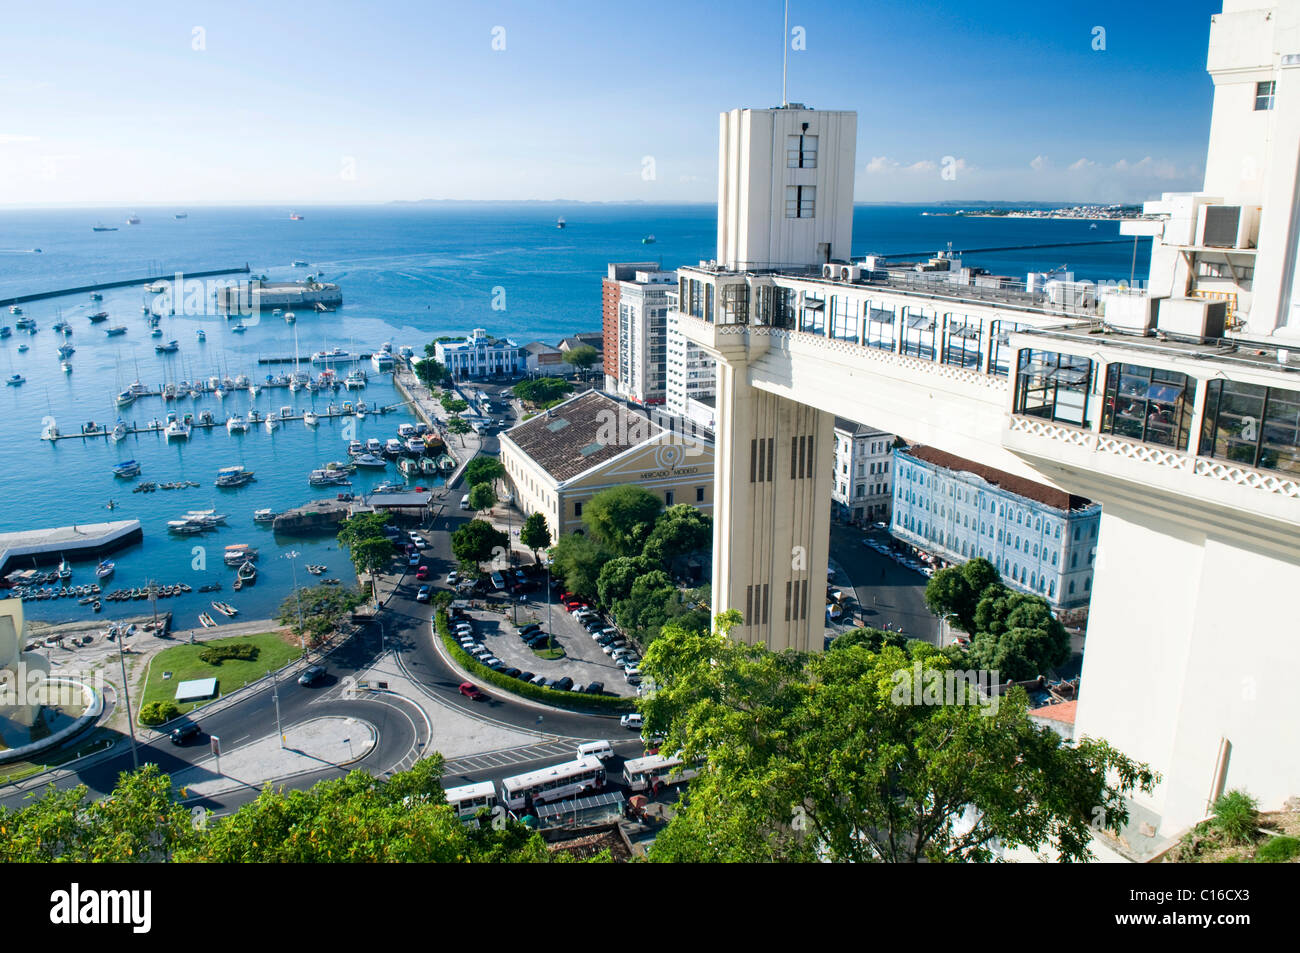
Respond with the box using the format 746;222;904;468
352;453;388;469
163;412;191;441
311;347;351;365
308;468;351;487
264;414;279;434
343;370;367;389
112;460;141;478
224;544;258;566
214;465;255;488
110;419;128;442
397;458;420;477
225;414;248;434
303;410;319;427
365;437;383;455
253;508;276;523
384;438;404;457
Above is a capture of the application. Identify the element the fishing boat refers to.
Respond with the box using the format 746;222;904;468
155;339;179;353
253;508;276;522
196;328;206;342
163;412;191;441
126;214;141;225
57;558;72;581
383;438;403;457
556;216;566;229
199;613;217;628
105;325;127;336
308;468;351;486
236;561;257;584
303;410;319;426
352;452;388;469
437;454;456;472
95;561;115;579
642;234;656;244
168;520;203;535
226;414;249;434
397;458;420;477
214;465;255;488
111;419;128;441
112;460;141;478
91;223;118;232
61;360;73;374
311;347;351;365
211;601;239;617
88;311;109;323
224;544;258;566
420;457;439;475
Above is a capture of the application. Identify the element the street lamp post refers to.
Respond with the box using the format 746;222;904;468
114;625;140;771
283;550;305;656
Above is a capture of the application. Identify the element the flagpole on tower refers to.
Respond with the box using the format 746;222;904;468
782;0;790;107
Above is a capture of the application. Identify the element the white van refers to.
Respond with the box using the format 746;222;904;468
460;494;470;510
576;740;614;762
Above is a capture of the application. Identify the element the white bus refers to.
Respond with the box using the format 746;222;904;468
621;753;700;793
443;781;498;820
499;756;606;811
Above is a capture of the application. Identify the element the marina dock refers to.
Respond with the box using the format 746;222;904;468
0;520;142;576
0;266;250;309
43;404;409;441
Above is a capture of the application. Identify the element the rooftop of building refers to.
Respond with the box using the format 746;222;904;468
523;341;561;355
1028;700;1078;725
503;389;665;483
834;417;891;438
558;333;604;351
901;444;1095;511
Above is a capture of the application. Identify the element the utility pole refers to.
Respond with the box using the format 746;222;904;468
284;550;305;655
114;625;140;771
272;664;284;749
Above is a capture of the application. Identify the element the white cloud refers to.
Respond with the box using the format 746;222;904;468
1068;158;1095;171
865;155;899;174
1030;155;1048;171
906;159;937;173
0;134;39;145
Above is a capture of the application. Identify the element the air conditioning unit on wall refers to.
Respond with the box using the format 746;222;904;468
1196;204;1261;249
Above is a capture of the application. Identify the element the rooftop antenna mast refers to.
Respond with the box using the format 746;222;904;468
782;0;790;106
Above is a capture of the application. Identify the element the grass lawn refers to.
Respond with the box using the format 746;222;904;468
532;645;565;661
141;632;301;717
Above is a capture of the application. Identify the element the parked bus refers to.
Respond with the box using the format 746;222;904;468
621;753;700;793
442;781;498;820
499;756;606;811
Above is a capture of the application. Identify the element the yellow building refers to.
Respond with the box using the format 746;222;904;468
500;390;714;539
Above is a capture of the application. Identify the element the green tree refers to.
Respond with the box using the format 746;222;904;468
642;504;712;565
520;512;552;564
277;583;366;647
469;482;498;513
139;700;181;726
612;569;682;643
924;557;1001;633
513;377;571;406
581;485;663;557
463;456;505;490
446;415;471;445
549;532;611;598
414;356;447;389
451;519;509;573
0;764;197;862
640;620;1158;863
969;589;1070;680
562;344;599;379
596;556;644;609
337;512;395;597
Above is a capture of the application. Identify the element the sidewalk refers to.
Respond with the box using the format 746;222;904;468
391;364;485;486
172;716;376;800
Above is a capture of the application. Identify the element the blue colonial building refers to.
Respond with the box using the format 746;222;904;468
890;445;1100;610
434;328;526;380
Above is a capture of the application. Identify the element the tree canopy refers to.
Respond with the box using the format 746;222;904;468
337;512;395;584
548;532;611;598
414;355;447;389
562;345;599;375
513;377;572;407
923;557;1001;633
277;583;367;647
639;616;1157;863
468;482;498;513
463;456;505;489
520;512;552;563
451;519;509;572
641;504;711;565
581;485;663;557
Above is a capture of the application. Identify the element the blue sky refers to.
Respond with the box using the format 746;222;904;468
0;0;1221;206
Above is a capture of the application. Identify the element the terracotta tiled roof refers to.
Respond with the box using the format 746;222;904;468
1029;700;1078;724
903;445;1094;511
503;390;662;483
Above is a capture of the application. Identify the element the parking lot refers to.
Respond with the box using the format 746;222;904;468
447;591;642;699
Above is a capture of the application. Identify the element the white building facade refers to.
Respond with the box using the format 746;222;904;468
890;446;1101;611
831;419;895;523
435;328;525;380
607;268;675;405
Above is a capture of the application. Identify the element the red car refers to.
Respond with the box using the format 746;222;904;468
458;681;485;700
564;600;584;611
560;592;575;603
415;565;430;580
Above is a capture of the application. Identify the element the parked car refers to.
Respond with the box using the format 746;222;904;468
415;565;430;581
416;585;431;603
583;681;605;695
585;620;606;633
619;713;643;729
407;553;421;567
529;674;548;686
447;571;459;586
298;665;326;686
458;681;485;700
487;659;506;672
169;721;201;744
503;667;521;679
518;623;541;636
553;676;574;691
517;670;535;682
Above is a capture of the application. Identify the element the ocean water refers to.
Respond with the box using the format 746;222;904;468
0;203;1149;626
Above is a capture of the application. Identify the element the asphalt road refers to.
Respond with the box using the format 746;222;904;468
828;523;940;644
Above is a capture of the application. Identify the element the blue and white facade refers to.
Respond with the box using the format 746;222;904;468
435;328;525;380
890;446;1100;610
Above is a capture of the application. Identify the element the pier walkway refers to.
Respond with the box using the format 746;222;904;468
0;520;142;576
0;265;251;309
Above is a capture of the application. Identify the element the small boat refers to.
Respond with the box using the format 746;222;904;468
211;601;239;617
199;613;217;628
155;339;179;353
557;216;566;229
91;224;118;232
398;458;420;477
304;410;319;426
215;465;255;488
126;214;141;225
8;305;21;315
111;419;128;441
224;544;258;566
95;561;115;579
232;577;242;591
237;560;257;584
292;260;309;267
57;559;72;581
353;453;388;469
253;508;277;522
175;212;188;219
199;582;222;593
88;311;109;323
112;460;141;478
105;325;127;336
226;414;249;434
284;311;296;324
0;327;10;338
264;415;278;433
60;360;73;374
642;234;656;244
231;323;247;333
196;329;206;342
15;346;27;355
289;212;303;221
150;327;163;338
93;601;102;612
